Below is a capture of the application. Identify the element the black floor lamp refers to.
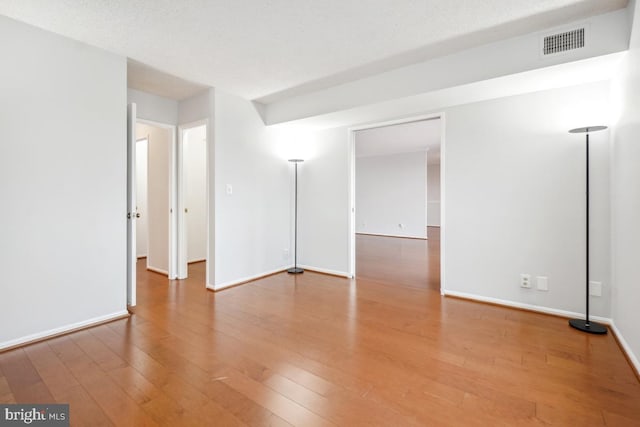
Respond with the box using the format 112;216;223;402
288;159;304;274
568;125;607;335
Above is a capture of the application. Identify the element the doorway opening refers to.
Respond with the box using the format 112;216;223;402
136;120;176;278
178;121;209;282
349;115;443;291
126;103;177;306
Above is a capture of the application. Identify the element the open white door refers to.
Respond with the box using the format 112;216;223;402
126;103;137;307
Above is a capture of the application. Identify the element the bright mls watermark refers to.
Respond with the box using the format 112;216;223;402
0;405;68;426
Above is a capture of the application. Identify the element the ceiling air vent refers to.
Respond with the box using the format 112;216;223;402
543;28;585;55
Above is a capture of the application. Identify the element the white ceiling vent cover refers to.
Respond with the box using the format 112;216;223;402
543;28;585;55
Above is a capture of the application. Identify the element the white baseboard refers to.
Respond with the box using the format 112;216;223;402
147;266;168;276
209;266;290;291
297;264;351;278
0;310;130;351
609;321;640;378
355;232;426;240
442;289;612;324
207;264;353;292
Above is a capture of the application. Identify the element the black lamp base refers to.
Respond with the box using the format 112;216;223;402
287;267;304;274
569;319;607;334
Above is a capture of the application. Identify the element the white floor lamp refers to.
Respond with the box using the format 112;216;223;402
288;158;304;274
568;125;607;335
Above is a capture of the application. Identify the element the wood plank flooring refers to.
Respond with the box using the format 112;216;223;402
1;228;639;426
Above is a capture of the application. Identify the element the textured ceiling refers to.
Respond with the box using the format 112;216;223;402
0;0;627;102
355;119;441;163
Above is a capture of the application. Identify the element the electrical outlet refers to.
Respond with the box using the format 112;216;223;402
520;274;532;289
589;281;602;297
283;248;289;260
226;184;233;195
536;276;548;291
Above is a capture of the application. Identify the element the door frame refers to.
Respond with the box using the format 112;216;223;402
137;118;178;280
126;103;137;307
177;119;210;281
347;112;446;293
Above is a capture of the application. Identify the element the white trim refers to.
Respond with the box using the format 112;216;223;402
439;113;446;296
349;114;444;132
356;232;426;240
442;289;612;324
610;321;640;377
210;266;290;291
297;264;351;278
146;266;169;276
208;264;351;292
348;129;356;278
0;310;129;351
169;124;178;280
126;103;137;307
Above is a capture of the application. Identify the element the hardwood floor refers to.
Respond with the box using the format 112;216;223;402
1;233;639;426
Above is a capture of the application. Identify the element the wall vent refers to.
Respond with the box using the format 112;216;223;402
543;28;585;55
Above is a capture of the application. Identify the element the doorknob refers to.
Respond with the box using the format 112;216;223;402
136;213;141;218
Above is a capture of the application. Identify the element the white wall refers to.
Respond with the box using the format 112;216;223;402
444;82;611;317
427;162;441;227
610;0;640;372
0;16;127;348
137;123;171;274
297;127;351;275
184;125;207;262
179;91;213;125
128;88;178;125
355;152;426;238
135;139;149;258
301;81;612;317
213;90;290;288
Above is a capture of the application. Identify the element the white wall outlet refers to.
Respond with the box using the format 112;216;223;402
520;274;532;288
283;248;289;260
226;184;233;195
589;281;602;297
536;276;548;291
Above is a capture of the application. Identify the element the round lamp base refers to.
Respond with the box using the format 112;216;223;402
569;319;607;334
287;268;304;274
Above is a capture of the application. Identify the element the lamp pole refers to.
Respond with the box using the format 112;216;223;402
567;126;607;334
288;159;304;274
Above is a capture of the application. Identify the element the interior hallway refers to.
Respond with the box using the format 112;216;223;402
0;235;639;425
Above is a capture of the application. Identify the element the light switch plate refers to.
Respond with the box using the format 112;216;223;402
536;276;548;291
589;281;602;297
